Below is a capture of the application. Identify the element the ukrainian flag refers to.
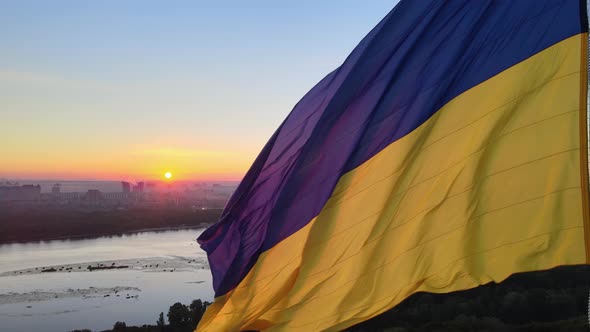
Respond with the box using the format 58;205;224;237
197;1;590;330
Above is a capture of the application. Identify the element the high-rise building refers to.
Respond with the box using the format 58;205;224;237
51;183;61;195
132;182;144;193
121;181;131;193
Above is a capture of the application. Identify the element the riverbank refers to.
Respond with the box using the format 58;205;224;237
1;224;209;245
0;206;221;244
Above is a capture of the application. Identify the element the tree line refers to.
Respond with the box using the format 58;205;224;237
72;299;211;332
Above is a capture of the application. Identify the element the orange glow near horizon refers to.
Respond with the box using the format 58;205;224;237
0;145;255;182
0;169;247;182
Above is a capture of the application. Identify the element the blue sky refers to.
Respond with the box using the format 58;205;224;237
0;1;397;180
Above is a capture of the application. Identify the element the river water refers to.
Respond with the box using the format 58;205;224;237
0;229;214;332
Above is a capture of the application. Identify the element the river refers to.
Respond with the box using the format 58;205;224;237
0;229;214;332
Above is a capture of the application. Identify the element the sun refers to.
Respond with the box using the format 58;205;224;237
164;171;172;179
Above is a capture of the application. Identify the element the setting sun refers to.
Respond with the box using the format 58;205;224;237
164;171;172;179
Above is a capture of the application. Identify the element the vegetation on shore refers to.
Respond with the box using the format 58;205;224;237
0;207;222;244
79;265;590;332
71;299;211;332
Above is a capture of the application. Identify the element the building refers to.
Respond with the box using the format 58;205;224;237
132;182;144;193
60;192;82;201
51;183;61;195
84;189;103;201
0;185;41;202
121;181;131;193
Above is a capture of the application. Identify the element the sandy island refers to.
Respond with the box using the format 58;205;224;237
0;286;142;305
0;255;209;278
0;256;210;306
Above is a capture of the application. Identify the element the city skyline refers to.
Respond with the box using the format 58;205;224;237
1;1;395;181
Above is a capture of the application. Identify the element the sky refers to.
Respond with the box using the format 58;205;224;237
0;0;396;181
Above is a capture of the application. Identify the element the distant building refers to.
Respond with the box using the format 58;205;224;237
132;182;144;193
84;189;103;201
60;192;82;201
0;185;41;202
51;184;61;195
121;181;131;193
103;192;127;200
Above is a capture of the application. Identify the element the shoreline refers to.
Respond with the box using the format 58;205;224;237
0;207;222;245
0;224;213;246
